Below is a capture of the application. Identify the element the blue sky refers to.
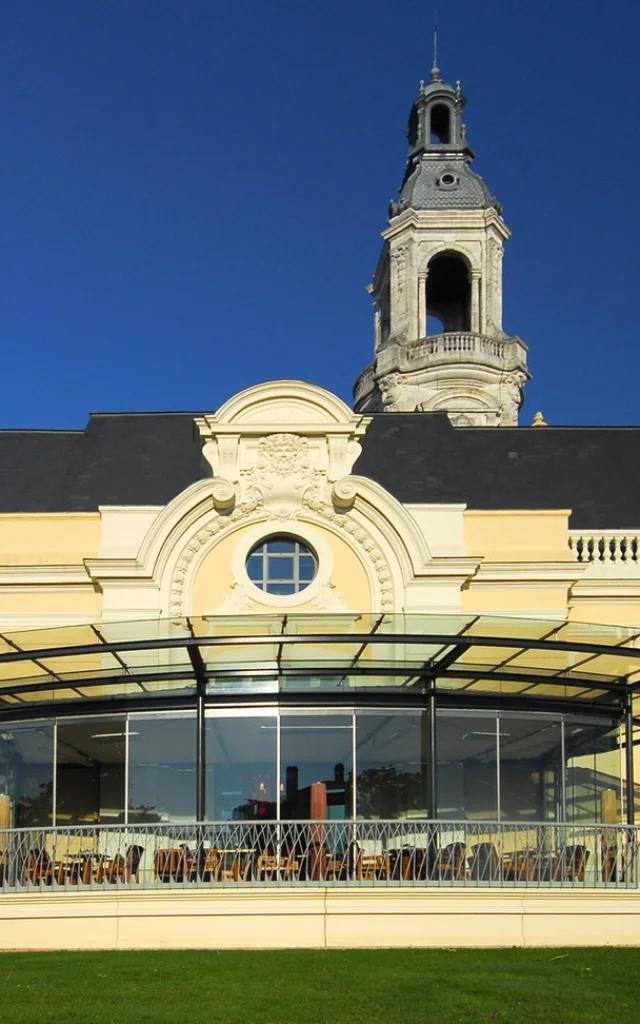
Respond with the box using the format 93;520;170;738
0;0;637;428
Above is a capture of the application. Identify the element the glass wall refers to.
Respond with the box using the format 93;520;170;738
498;714;563;822
355;710;427;819
437;712;498;821
280;711;353;819
56;717;125;825
565;716;621;823
437;711;620;823
0;707;623;826
128;713;196;824
205;710;277;821
0;722;54;828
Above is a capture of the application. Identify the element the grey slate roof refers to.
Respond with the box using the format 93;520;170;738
0;411;638;529
398;158;499;212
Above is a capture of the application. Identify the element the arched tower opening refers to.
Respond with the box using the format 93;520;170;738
426;252;471;333
430;103;451;144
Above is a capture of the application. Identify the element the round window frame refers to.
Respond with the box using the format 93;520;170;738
233;522;334;608
437;172;459;190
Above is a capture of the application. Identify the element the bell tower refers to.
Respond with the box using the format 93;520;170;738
354;59;529;426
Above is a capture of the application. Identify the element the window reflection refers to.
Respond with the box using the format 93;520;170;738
205;712;276;821
56;717;125;825
280;711;352;819
356;711;426;819
0;722;54;828
128;713;196;824
437;712;498;820
565;716;621;823
497;714;563;822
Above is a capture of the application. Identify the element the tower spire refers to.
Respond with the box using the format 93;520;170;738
431;10;441;81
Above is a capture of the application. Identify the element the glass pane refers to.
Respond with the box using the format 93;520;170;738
299;557;316;581
269;583;296;595
267;555;294;580
128;713;196;824
280;711;353;820
205;713;277;821
355;710;426;820
498;713;562;822
268;539;296;553
564;715;621;824
246;556;263;581
0;722;54;827
56;717;125;825
437;712;498;821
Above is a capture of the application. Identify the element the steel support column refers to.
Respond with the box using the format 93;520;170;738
427;686;437;819
188;646;207;823
625;690;635;825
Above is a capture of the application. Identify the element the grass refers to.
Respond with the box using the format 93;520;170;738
0;948;637;1024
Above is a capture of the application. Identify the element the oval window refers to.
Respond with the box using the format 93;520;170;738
246;536;318;595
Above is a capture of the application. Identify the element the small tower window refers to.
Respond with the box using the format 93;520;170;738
430;104;451;144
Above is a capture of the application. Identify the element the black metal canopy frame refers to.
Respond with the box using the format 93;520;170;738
0;612;638;823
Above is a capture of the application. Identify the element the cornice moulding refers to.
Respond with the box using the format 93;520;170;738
0;565;93;587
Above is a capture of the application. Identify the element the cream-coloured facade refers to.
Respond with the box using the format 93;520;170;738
0;383;636;630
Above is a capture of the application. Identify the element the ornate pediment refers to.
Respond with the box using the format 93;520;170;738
195;381;371;521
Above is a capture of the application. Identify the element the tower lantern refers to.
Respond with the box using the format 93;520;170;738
354;64;529;426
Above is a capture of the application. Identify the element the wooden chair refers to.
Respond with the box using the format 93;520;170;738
502;849;538;882
557;844;589;882
256;853;299;881
431;842;466;881
325;856;345;881
22;848;65;886
97;845;144;884
469;843;500;882
601;841;618;883
153;848;178;883
356;852;390;882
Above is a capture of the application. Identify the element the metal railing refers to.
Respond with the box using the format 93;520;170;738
1;820;638;892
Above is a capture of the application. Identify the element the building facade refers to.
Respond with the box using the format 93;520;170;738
0;66;639;950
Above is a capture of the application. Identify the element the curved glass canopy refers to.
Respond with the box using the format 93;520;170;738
0;613;638;718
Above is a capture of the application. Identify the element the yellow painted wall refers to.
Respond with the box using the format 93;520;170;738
462;586;569;614
0;514;100;566
191;522;372;615
0;592;101;614
569;604;640;628
464;510;572;562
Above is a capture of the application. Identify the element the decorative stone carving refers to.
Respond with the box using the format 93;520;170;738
311;582;348;612
236;433;323;519
498;370;527;427
378;372;404;412
215;582;257;613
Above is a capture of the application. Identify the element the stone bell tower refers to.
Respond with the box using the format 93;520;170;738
353;58;529;426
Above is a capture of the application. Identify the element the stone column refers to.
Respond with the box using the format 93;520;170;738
373;303;381;350
418;271;427;338
470;270;481;333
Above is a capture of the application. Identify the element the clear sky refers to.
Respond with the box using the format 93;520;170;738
0;0;637;428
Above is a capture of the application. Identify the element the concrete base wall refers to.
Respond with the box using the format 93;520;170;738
1;888;640;950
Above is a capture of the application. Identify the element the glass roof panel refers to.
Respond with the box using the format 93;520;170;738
0;612;633;711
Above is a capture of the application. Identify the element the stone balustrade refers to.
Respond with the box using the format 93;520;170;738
569;531;640;565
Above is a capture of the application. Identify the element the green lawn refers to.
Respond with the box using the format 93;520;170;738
0;948;636;1024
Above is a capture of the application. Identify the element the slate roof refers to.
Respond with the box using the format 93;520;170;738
398;158;499;212
0;411;638;528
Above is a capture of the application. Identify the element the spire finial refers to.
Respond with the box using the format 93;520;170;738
431;9;441;81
